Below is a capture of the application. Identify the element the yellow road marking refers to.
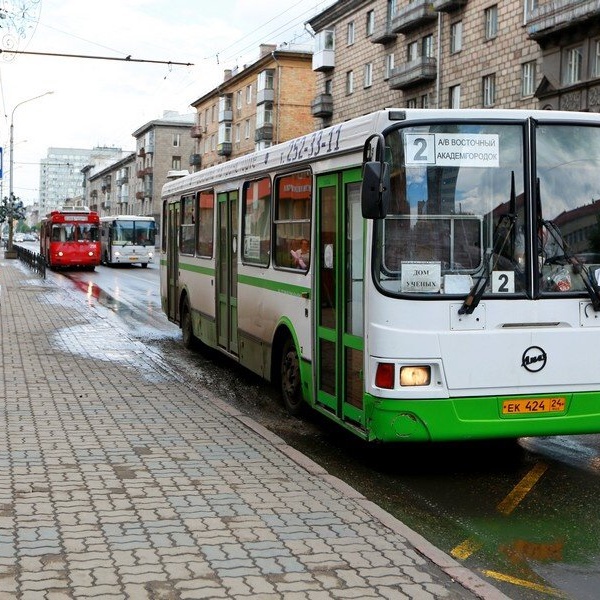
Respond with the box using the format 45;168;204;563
450;462;548;559
496;462;548;516
450;537;483;560
483;570;569;598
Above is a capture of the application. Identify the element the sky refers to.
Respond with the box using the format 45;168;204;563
0;0;335;204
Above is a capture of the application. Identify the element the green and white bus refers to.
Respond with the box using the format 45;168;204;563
160;108;600;442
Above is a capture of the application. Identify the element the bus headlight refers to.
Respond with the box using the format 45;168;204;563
400;366;431;387
88;251;94;256
115;251;121;257
58;251;64;257
148;252;153;259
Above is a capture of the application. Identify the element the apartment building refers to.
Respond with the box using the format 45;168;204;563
190;44;316;169
87;152;136;217
525;1;600;111
132;111;196;225
307;0;545;125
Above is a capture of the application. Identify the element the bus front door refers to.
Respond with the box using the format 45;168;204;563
315;170;365;431
217;191;239;355
166;201;180;322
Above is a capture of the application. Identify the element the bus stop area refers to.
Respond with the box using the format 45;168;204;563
0;251;509;600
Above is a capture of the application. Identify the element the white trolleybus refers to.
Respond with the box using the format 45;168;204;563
100;215;156;267
160;108;600;443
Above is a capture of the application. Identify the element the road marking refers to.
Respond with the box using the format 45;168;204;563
450;462;548;559
483;570;569;598
451;538;483;560
496;462;548;516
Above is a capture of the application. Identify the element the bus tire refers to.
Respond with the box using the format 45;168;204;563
181;298;196;350
280;337;304;415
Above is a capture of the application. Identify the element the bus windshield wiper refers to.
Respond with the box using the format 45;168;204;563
542;220;600;311
459;172;517;315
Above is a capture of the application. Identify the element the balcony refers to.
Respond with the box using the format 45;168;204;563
313;47;335;71
189;153;201;166
371;22;397;44
311;93;333;118
433;0;468;11
191;125;205;138
137;148;145;157
136;191;145;200
389;57;437;90
217;142;232;156
254;124;274;142
218;109;233;122
136;169;145;178
391;1;437;34
257;88;275;104
526;0;600;40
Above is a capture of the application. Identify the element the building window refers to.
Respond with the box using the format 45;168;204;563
387;0;397;21
246;84;252;104
325;79;333;94
407;41;418;62
256;102;273;128
563;46;583;84
244;119;250;139
366;10;375;36
420;94;429;108
235;123;241;143
173;133;181;147
483;73;496;107
449;84;461;108
521;61;536;97
218;122;232;143
485;5;498;40
172;156;181;170
384;53;395;80
236;90;242;111
422;34;434;58
592;40;600;78
258;69;274;91
364;63;373;88
211;104;217;122
406;98;417;108
347;21;355;45
450;21;462;53
346;70;354;94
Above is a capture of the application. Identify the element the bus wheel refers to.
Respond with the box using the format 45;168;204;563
280;337;303;415
181;299;195;350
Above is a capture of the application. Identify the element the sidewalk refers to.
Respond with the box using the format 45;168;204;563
0;254;510;600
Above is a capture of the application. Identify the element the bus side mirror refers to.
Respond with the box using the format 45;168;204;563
361;161;390;219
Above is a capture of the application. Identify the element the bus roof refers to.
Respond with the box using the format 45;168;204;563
161;107;600;199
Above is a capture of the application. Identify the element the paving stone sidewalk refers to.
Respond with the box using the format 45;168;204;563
0;255;510;600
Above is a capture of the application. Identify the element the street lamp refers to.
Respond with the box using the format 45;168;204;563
6;90;53;255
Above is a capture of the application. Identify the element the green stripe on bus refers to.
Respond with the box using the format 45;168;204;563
238;274;309;298
179;263;216;276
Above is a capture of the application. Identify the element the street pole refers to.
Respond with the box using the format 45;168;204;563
6;90;53;256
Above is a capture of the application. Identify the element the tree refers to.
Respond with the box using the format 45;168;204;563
0;193;27;252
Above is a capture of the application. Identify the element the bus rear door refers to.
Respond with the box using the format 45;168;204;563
166;201;180;322
315;169;365;431
217;190;239;355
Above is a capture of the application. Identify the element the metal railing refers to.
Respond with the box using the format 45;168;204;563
16;245;46;278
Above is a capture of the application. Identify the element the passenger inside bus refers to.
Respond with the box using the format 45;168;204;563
291;238;310;269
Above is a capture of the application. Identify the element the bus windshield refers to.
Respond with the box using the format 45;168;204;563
374;121;600;299
112;220;156;246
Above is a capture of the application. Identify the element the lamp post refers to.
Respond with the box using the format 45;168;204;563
6;90;53;256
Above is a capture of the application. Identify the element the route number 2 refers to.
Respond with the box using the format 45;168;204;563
405;133;435;165
492;271;515;293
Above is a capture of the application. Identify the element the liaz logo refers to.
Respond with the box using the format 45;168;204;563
521;346;547;372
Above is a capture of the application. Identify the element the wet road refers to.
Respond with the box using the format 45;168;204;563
41;259;600;600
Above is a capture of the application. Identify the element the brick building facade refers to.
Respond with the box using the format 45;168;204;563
190;45;316;170
307;0;600;125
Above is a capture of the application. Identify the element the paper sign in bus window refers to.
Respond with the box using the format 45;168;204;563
404;133;500;168
401;262;441;293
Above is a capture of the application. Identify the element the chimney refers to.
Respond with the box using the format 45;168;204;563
259;44;277;58
223;69;232;81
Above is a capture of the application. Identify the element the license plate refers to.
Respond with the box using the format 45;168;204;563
129;256;138;261
502;397;566;415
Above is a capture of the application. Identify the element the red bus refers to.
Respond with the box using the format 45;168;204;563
40;207;101;270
